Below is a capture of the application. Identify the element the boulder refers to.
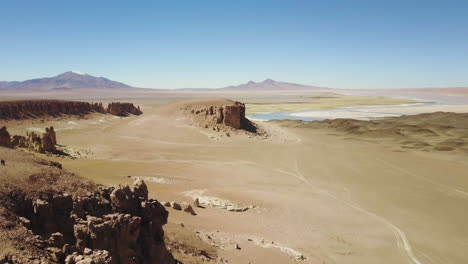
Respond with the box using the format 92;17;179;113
193;198;200;207
170;202;182;210
181;203;196;215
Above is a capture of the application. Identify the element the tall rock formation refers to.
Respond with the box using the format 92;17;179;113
41;126;57;152
0;126;12;148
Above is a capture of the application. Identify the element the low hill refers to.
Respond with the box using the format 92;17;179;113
284;111;468;153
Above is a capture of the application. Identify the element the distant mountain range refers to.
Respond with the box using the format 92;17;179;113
220;79;328;91
0;72;329;92
6;73;463;94
0;71;133;91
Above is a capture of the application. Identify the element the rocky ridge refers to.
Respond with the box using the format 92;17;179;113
0;100;142;120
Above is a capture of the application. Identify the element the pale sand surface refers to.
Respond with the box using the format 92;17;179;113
3;94;468;264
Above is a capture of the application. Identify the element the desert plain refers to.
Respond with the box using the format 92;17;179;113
2;90;468;264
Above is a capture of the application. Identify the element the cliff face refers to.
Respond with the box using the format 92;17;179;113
0;126;58;154
0;100;105;120
221;102;246;129
185;101;248;129
0;100;141;120
2;178;174;264
177;99;263;136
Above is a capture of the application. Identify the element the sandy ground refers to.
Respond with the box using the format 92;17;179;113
2;94;468;264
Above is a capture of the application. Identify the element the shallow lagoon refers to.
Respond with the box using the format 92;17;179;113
248;102;436;121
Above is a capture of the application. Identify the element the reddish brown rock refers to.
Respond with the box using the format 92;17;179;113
201;101;248;129
106;102;143;117
0;126;11;148
0;100;106;120
0;100;142;120
181;99;261;134
221;102;246;129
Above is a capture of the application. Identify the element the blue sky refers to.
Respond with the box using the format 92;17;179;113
1;0;468;89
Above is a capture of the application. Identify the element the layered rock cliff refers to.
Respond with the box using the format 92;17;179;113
0;100;142;120
179;99;262;134
200;101;247;129
0;100;104;120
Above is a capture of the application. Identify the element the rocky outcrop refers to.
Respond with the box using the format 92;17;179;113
0;100;105;120
0;100;142;120
0;126;11;148
3;179;174;264
206;102;247;129
161;201;196;215
181;100;259;133
0;126;58;153
106;102;142;117
183;190;254;213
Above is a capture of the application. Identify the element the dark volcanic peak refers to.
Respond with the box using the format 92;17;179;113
221;79;328;91
0;71;133;91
